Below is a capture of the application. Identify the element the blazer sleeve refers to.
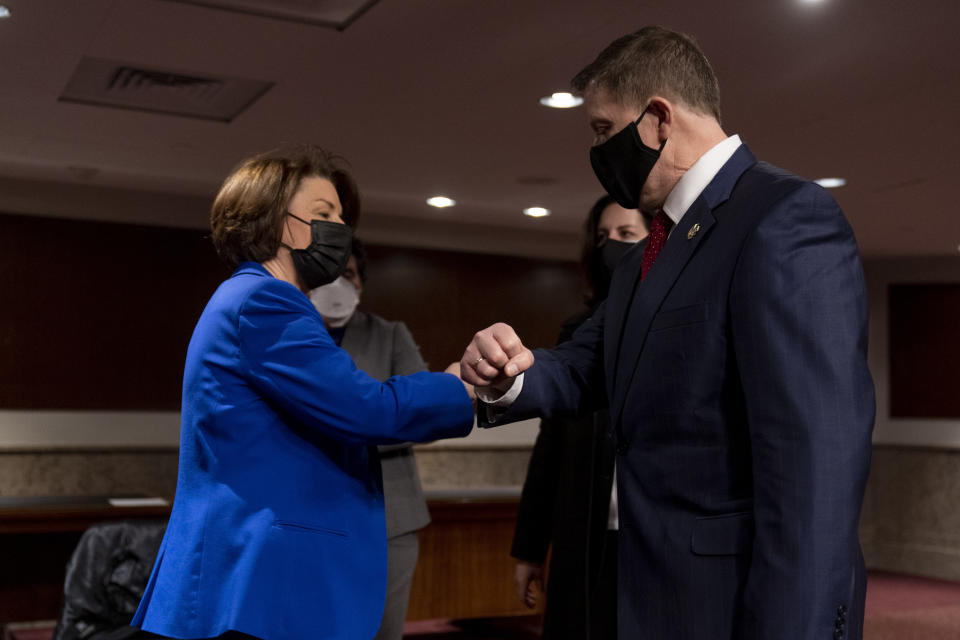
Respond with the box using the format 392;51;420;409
729;183;875;638
379;321;431;454
481;303;608;427
237;279;474;446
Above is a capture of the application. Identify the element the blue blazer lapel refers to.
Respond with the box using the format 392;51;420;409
605;144;757;429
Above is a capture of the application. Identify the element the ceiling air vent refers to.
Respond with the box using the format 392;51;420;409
163;0;381;30
59;57;273;122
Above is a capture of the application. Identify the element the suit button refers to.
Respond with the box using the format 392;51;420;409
838;605;847;615
834;630;843;640
616;442;629;455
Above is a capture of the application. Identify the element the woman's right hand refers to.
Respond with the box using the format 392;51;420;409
513;560;544;608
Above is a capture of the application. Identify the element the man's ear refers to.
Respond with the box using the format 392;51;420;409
645;96;673;144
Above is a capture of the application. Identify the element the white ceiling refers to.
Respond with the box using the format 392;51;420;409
0;0;957;260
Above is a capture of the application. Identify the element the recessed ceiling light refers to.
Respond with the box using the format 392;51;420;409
426;196;456;208
800;0;826;4
539;92;583;109
0;6;11;19
814;177;847;189
523;207;551;218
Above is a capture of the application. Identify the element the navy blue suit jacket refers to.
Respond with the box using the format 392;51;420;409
133;263;473;640
487;146;875;640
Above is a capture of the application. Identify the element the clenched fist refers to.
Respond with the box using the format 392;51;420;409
459;322;534;389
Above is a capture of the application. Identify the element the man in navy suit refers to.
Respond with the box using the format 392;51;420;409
460;27;875;640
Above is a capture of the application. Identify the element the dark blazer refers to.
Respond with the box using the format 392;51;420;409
341;310;432;538
133;263;473;640
511;310;617;639
485;146;875;640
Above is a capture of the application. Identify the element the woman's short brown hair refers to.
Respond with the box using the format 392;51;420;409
210;144;360;269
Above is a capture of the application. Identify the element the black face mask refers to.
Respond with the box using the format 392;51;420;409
591;239;635;303
284;213;353;289
589;108;666;209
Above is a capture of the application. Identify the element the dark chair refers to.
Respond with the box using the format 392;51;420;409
52;520;167;640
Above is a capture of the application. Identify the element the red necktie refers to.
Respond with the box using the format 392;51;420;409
640;210;673;280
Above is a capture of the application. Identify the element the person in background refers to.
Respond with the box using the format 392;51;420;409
511;196;648;640
309;237;433;640
132;144;474;640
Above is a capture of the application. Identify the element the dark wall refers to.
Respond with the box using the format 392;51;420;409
0;213;229;410
0;212;583;410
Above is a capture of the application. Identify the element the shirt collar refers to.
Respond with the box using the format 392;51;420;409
662;134;742;227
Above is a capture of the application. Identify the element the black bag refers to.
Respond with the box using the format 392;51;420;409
52;520;167;640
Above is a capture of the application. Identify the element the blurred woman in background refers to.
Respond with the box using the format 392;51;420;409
511;195;649;640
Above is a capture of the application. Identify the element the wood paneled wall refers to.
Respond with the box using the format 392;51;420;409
0;212;583;411
0;213;229;410
408;499;544;620
361;244;584;371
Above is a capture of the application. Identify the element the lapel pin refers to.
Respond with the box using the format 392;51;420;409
687;223;701;240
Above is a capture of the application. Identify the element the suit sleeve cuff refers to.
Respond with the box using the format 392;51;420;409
475;373;524;425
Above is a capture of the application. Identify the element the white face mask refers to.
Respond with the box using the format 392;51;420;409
309;276;360;328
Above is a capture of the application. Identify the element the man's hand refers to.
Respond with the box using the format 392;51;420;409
459;323;534;389
514;560;545;609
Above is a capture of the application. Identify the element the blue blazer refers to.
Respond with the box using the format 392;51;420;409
487;146;875;640
132;263;473;640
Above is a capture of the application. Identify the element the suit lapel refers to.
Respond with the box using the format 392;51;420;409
607;201;716;424
604;241;644;404
605;144;758;430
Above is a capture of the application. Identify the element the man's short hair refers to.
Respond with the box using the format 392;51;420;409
210;144;360;270
571;26;722;122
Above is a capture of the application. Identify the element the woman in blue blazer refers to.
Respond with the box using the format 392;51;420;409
132;145;474;640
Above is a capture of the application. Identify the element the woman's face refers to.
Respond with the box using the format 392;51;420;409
596;202;646;246
282;176;344;250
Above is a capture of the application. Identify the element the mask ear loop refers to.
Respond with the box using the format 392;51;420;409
286;212;312;226
279;212;297;253
634;107;668;152
283;213;329;253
